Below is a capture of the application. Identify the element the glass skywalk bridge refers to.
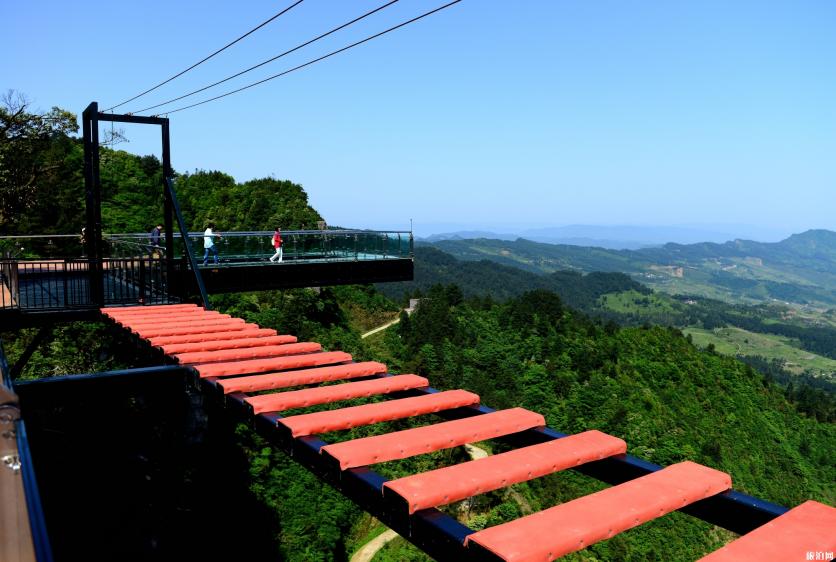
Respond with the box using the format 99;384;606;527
108;229;413;266
0;229;413;325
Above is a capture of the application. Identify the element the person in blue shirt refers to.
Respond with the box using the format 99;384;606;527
148;224;163;258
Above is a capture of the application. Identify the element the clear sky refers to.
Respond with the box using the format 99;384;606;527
4;0;835;238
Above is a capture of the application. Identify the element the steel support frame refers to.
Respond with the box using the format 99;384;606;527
17;316;794;561
200;373;789;562
82;103;210;307
99;319;789;560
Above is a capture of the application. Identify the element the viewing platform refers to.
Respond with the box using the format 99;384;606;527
0;229;412;326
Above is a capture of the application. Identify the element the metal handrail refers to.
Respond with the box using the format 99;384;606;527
0;339;47;562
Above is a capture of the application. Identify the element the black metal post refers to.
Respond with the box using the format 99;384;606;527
161;119;175;293
82;103;104;306
90;109;104;306
9;327;53;380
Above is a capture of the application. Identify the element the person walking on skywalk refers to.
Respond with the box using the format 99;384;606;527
269;226;283;263
203;222;221;265
148;223;163;258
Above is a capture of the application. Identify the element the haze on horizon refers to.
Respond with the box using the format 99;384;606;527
4;0;834;237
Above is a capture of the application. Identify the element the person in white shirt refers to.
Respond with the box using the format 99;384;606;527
202;222;220;265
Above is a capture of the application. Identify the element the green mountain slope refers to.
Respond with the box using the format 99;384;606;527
431;230;836;306
380;246;648;309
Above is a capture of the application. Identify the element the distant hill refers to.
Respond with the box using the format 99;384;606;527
379;246;648;310
381;245;836;391
430;230;836;306
418;224;792;250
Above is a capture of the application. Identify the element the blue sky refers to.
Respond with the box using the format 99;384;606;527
4;0;835;238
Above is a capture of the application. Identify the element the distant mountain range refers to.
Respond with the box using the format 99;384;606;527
420;224;794;250
427;229;836;307
381;246;648;308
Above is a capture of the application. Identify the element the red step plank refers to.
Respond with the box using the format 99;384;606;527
101;304;199;316
384;430;627;514
131;317;246;335
321;408;545;470
108;310;210;322
102;307;202;320
134;321;257;339
159;335;298;355
117;312;229;327
698;500;836;562
149;328;278;346
279;390;480;437
217;362;388;394
194;350;353;378
246;374;430;414
465;461;731;562
174;342;322;364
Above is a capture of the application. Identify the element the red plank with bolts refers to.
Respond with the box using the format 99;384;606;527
384;430;627;513
245;374;430;414
279;390;480;437
465;461;731;562
321;408;546;470
193;351;353;378
217;362;388;394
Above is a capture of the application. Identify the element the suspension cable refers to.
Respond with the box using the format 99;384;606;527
132;0;400;115
104;0;305;112
152;0;463;116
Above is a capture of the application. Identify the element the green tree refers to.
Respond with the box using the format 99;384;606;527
0;90;78;230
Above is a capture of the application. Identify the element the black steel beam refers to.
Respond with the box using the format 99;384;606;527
0;308;100;329
165;178;210;308
211;382;480;562
9;326;53;381
96;112;168;125
13;365;189;406
186;258;414;294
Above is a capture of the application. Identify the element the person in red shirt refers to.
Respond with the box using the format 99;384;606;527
269;227;283;262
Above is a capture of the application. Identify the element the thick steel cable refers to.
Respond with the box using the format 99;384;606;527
152;0;462;116
132;0;400;115
104;0;305;112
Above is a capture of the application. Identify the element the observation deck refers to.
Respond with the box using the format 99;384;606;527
0;229;412;327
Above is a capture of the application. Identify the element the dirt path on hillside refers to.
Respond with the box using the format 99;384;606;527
350;529;399;562
361;317;401;339
464;444;533;515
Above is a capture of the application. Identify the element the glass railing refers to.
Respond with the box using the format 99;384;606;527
0;229;412;309
107;229;414;266
0;234;85;260
1;229;413;263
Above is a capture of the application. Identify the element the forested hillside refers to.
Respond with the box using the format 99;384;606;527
386;246;836;398
367;286;836;560
0;94;321;237
2;98;834;561
380;246;649;309
431;233;836;307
